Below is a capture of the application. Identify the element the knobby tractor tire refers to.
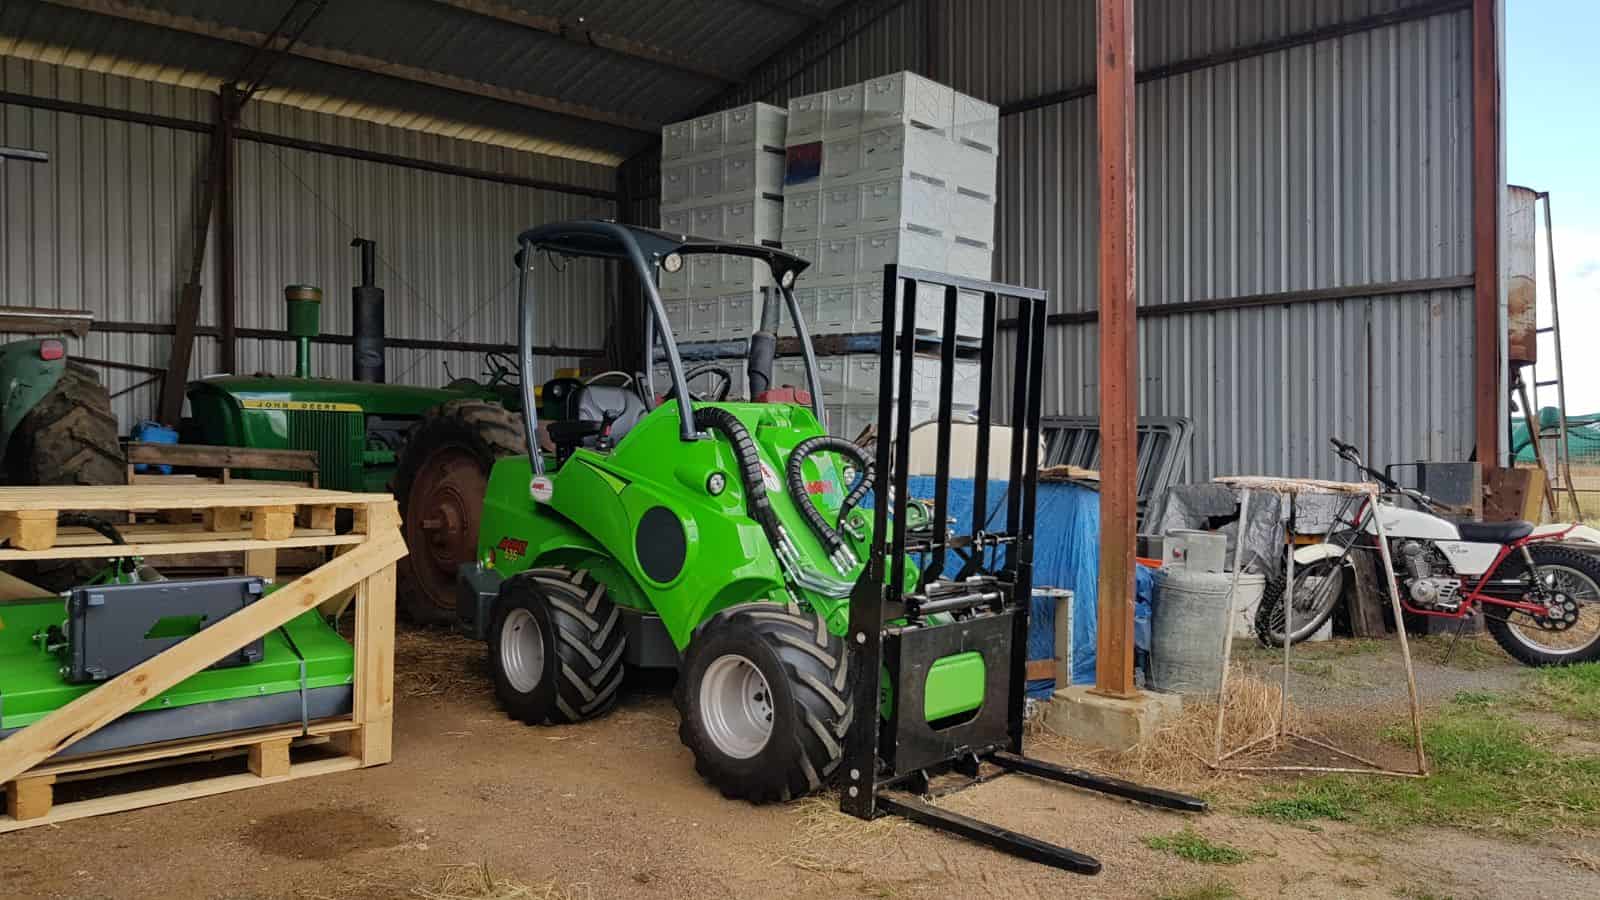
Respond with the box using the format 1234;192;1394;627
6;362;127;590
675;602;853;804
1254;556;1347;649
394;399;526;625
489;567;627;725
1484;544;1600;667
8;362;125;487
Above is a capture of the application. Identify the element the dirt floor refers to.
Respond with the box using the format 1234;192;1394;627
5;628;1600;900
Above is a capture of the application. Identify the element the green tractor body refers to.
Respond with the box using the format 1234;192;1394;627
0;337;69;464
185;374;508;493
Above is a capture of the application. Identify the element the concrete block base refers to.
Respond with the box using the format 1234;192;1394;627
1043;685;1182;753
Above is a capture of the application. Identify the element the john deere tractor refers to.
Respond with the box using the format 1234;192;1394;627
454;220;1201;871
185;239;526;624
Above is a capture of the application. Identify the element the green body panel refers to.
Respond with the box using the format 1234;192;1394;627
923;651;986;721
185;375;507;492
477;399;917;649
0;338;66;462
0;598;353;730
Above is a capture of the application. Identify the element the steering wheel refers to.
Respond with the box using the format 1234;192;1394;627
484;350;522;387
681;364;734;402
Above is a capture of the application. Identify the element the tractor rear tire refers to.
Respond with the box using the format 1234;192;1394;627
489;567;627;724
8;362;125;487
6;362;126;590
675;602;853;804
395;399;526;625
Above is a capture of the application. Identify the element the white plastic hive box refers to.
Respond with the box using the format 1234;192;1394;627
864;72;955;133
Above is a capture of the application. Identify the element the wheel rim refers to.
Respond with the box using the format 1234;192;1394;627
698;654;774;759
500;608;545;693
1505;564;1600;657
1264;560;1344;643
404;446;486;613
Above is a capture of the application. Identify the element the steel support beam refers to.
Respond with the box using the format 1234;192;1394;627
0;92;616;201
1094;0;1138;700
39;0;655;134
1472;0;1503;482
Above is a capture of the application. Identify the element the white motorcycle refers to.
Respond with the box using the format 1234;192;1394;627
1255;438;1600;667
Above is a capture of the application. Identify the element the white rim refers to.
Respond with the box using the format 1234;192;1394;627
699;654;774;759
500;608;546;693
1507;564;1600;657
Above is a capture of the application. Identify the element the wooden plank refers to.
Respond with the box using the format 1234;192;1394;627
125;442;319;473
247;738;292;778
28;720;357;780
127;474;223;485
0;484;388;510
4;775;55;821
1346;548;1388;639
252;505;296;541
351;550;398;766
0;531;364;562
243;548;277;581
0;531;406;786
1025;659;1056;681
0;510;58;550
0;756;362;833
204;507;244;531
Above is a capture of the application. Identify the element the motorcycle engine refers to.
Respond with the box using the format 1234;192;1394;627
1400;540;1462;610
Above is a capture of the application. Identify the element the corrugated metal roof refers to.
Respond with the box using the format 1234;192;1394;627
2;0;852;163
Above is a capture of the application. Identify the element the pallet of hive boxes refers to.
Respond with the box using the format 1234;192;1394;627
781;71;998;339
0;483;405;831
659;102;789;347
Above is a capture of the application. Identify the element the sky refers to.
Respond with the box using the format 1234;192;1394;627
1507;1;1600;413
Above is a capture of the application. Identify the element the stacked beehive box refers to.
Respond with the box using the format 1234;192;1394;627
658;102;788;342
780;71;999;339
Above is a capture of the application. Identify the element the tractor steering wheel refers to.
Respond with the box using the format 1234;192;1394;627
682;364;734;402
484;350;522;388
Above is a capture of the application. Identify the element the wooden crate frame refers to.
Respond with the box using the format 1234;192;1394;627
0;484;406;832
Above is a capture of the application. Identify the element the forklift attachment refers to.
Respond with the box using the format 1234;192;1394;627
840;265;1205;874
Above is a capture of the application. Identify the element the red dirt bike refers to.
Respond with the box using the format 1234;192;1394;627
1255;439;1600;667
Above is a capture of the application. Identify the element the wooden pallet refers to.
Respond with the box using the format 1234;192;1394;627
125;442;320;488
0;484;406;832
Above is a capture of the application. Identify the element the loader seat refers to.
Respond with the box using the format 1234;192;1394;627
547;384;647;455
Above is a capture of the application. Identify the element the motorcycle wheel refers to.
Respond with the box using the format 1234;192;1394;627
1255;557;1348;648
1484;544;1600;667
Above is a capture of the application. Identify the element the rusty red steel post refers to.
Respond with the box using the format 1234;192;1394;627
1471;0;1501;487
1094;0;1138;699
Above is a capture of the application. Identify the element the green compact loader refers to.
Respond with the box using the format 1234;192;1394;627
455;220;1202;873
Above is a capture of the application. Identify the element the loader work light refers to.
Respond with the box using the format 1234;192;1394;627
662;252;684;273
706;471;727;496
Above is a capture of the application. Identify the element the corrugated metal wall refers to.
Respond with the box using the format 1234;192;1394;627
1;58;614;428
937;0;1476;481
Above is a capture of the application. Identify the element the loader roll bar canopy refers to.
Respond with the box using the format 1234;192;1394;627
513;219;822;471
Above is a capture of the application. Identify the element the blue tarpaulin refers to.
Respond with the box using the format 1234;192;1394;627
861;478;1142;698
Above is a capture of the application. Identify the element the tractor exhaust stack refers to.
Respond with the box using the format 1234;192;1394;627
351;237;385;383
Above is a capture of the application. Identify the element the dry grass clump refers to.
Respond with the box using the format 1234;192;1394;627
1030;671;1292;792
394;626;487;699
774;793;909;875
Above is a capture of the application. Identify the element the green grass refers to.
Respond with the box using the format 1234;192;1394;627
1245;693;1600;838
1523;662;1600;722
1142;828;1250;865
1155;881;1239;900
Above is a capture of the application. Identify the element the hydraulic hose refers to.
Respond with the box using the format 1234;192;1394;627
785;436;873;556
696;408;791;560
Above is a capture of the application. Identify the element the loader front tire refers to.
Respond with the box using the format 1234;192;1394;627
489;567;627;725
676;602;853;803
